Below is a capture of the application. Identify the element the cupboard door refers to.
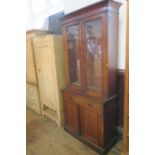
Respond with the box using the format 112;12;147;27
82;16;103;92
34;37;57;110
80;105;100;145
64;100;80;135
64;23;82;87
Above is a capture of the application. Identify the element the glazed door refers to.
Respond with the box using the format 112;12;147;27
63;22;83;89
82;15;106;95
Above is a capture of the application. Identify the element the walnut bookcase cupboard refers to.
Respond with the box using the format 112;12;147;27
62;0;122;154
26;30;65;126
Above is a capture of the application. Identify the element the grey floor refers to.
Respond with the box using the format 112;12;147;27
26;107;122;155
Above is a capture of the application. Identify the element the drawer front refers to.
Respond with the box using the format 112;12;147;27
64;93;100;111
72;95;101;113
26;84;41;114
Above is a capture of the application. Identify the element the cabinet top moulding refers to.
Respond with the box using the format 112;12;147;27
61;0;122;24
26;29;52;35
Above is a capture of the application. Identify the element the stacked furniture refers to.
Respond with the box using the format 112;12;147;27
26;30;65;126
62;0;122;154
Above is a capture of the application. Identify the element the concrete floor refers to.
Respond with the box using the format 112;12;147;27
26;107;121;155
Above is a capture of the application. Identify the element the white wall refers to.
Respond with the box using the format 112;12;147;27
26;0;64;30
64;0;102;14
26;0;34;30
117;0;126;69
63;0;126;69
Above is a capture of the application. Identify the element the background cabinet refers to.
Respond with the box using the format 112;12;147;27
62;0;122;154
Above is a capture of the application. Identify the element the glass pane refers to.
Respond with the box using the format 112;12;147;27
85;18;102;91
67;25;81;86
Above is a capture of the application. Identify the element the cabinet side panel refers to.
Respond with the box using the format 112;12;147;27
53;36;66;125
53;36;65;89
104;98;118;147
26;37;37;83
117;70;125;127
107;12;119;97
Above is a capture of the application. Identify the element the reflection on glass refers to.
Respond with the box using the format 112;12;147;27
67;25;81;86
85;18;102;91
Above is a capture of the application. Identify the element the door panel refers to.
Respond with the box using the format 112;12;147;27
80;105;99;145
64;100;79;134
34;39;57;110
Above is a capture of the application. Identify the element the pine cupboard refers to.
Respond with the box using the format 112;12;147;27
26;30;49;114
33;34;65;126
26;30;65;126
62;0;122;154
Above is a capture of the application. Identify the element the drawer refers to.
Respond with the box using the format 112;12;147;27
64;93;101;113
26;83;41;114
72;96;101;112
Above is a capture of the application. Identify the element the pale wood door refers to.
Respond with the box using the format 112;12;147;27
34;36;58;111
